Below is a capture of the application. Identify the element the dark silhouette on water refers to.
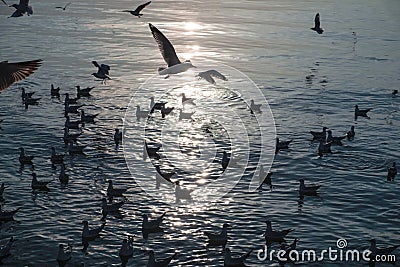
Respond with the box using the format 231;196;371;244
122;1;151;17
55;2;71;11
92;61;111;83
0;59;42;93
354;104;372;120
387;162;397;181
310;13;323;34
8;0;33;17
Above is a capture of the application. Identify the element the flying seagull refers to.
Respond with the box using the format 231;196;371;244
0;59;42;93
9;0;33;17
92;61;111;83
310;13;324;34
196;70;227;84
55;2;71;11
122;1;151;17
149;23;196;77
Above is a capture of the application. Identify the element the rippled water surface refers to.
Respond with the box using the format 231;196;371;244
1;0;400;266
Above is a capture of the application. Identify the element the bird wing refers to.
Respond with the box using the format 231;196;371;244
27;5;33;15
64;2;71;9
0;59;42;93
208;70;227;81
134;1;151;13
1;0;8;6
149;23;181;67
20;0;29;7
92;61;100;69
314;13;321;28
10;9;23;17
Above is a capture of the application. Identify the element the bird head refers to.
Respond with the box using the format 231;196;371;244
184;60;196;68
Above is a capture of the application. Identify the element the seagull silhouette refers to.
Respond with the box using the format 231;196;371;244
196;70;227;84
9;0;33;17
311;13;324;34
122;1;151;17
149;23;196;77
55;2;71;10
92;61;111;83
0;59;42;93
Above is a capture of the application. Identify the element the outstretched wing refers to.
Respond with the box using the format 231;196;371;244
314;13;320;28
149;23;181;67
0;59;42;92
1;0;8;6
92;61;100;69
134;1;151;13
208;70;227;81
20;0;29;7
64;2;71;9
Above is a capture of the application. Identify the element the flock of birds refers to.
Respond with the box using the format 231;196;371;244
0;1;399;266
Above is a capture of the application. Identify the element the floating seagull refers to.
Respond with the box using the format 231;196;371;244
223;247;252;267
221;151;229;170
326;130;345;146
147;250;177;267
51;147;64;165
21;87;34;100
65;116;82;130
19;147;34;164
318;140;332;156
80;110;99;123
142;212;166;231
180;93;195;105
122;1;151;17
119;237;134;265
205;223;229;246
0;59;41;93
55;2;71;11
250;99;262;113
178;109;194;120
9;0;33;17
258;165;273;190
136;105;149;120
149;23;196;77
354;105;371;118
310;13;324;34
275;138;292;154
50;84;60;97
392;89;398;96
82;220;105;241
265;220;294;242
101;198;124;218
76;85;94;97
196;70;227;85
175;181;192;203
0;208;20;221
114;128;123;146
299;178;320;196
63;127;81;145
346;126;355;140
65;103;84;115
368;239;399;258
59;164;69;184
387;162;397;182
107;180;127;197
31;172;51;190
150;96;167;111
68;141;85;154
64;93;79;104
310;126;328;141
161;106;174;118
56;244;72;265
92;61;111;83
0;237;13;260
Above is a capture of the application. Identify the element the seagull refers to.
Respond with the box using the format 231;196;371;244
0;59;41;92
80;110;99;123
196;70;227;85
91;61;111;83
50;84;60;97
368;239;399;259
55;2;71;11
65;116;82;130
161;106;174;118
278;238;299;264
205;223;229;246
299;178;320;196
318;140;332;156
21;87;34;100
387;162;397;182
56;244;72;265
59;164;69;184
265;220;294;242
175;181;193;203
0;237;13;260
76;85;94;97
51;147;64;165
107;180;127;197
180;93;195;105
82;220;105;241
101;198;124;217
142;212;166;231
64;93;79;105
221;151;229;170
178;109;195;120
114;128;123;146
149;23;196;76
9;0;33;17
63;128;81;145
68;141;86;154
354;105;371;118
258;166;273;190
150;96;167;111
122;1;151;17
147;250;177;267
136;105;149;120
392;89;398;96
19;147;34;164
346;126;355;140
310;13;324;34
31;172;51;190
0;183;6;199
310;126;328;141
275;138;292;154
65;103;84;115
326;130;345;146
250;100;261;113
0;208;20;221
223;247;252;267
119;237;134;261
